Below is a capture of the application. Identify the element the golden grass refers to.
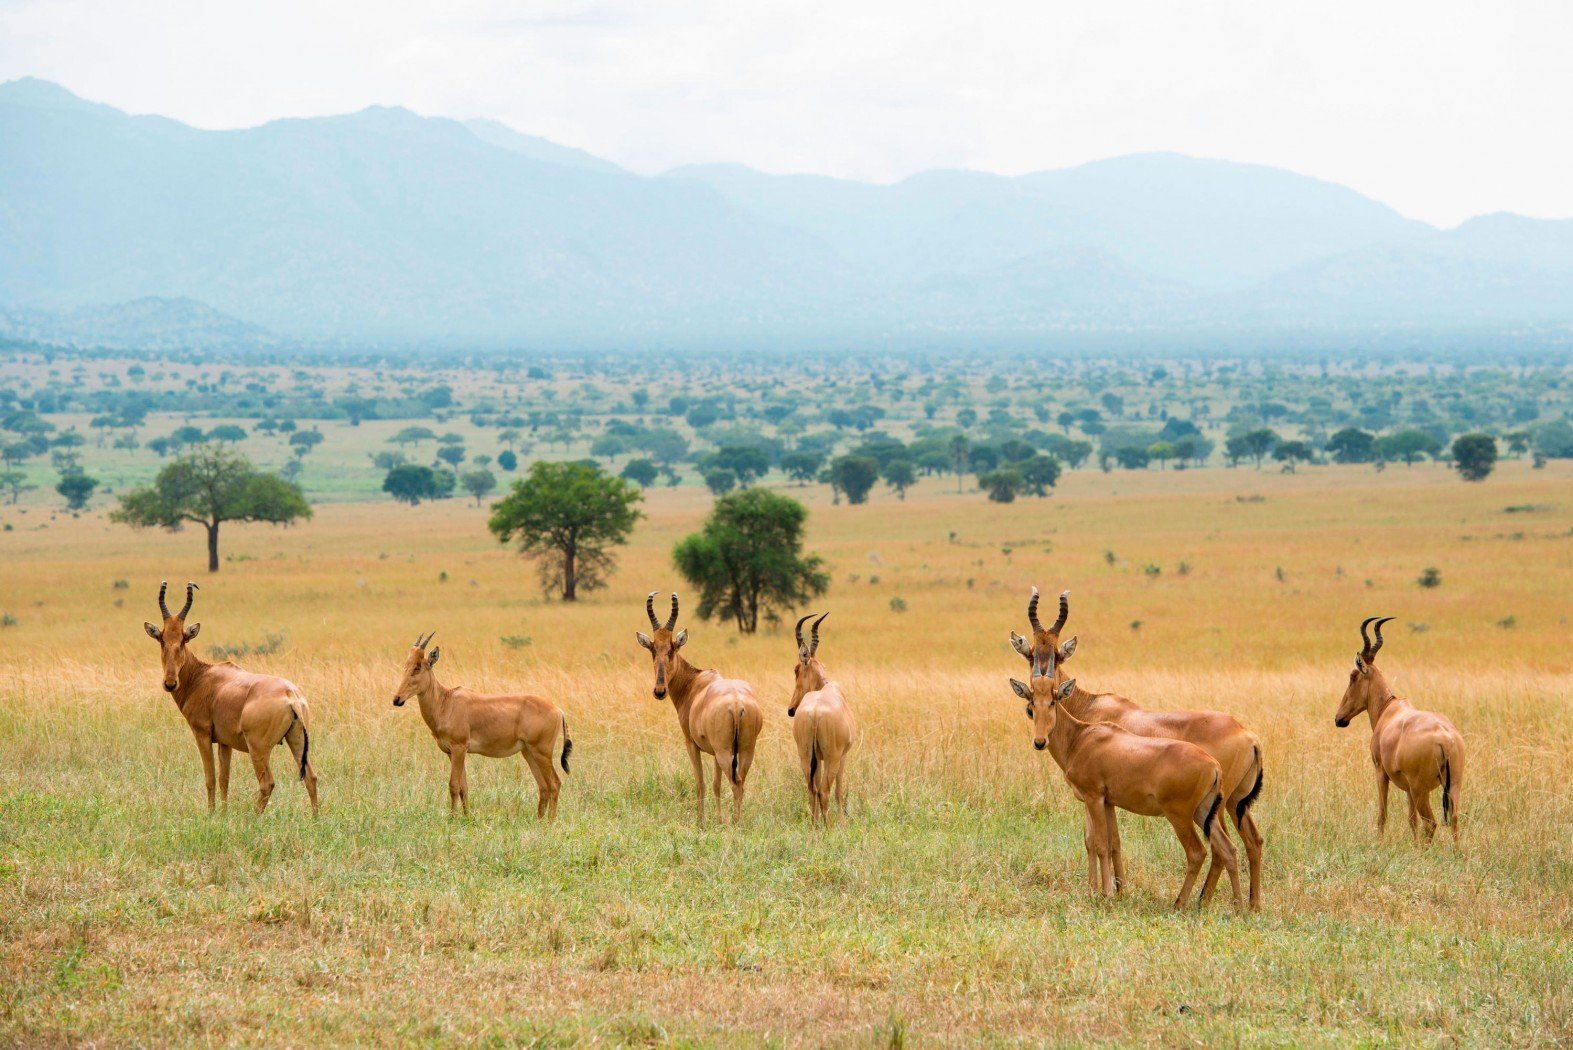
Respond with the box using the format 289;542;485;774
2;460;1571;1045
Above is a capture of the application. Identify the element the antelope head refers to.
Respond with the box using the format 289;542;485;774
142;581;200;693
1010;586;1076;680
393;631;440;706
635;591;687;700
1335;616;1395;727
787;611;830;717
1010;674;1078;751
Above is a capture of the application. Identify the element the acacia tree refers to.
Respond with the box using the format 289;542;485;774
672;488;828;634
111;445;311;572
488;461;643;601
1451;433;1498;482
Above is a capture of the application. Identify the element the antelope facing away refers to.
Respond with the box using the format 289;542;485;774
142;581;318;815
1011;667;1243;909
1334;617;1464;841
786;612;858;825
391;633;571;819
636;592;763;824
1011;588;1266;909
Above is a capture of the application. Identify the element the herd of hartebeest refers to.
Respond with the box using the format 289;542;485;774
141;580;1466;912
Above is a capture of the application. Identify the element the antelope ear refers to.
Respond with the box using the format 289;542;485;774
673;629;689;648
1056;678;1076;703
1058;636;1078;660
635;632;653;650
799;645;812;663
144;621;161;640
1009;633;1032;658
1354;654;1369;675
428;646;441;666
1010;678;1032;701
183;622;201;640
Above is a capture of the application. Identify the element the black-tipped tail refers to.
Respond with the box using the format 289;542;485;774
291;710;310;780
1440;746;1452;826
1201;792;1221;839
1236;747;1263;824
560;714;573;774
730;708;742;785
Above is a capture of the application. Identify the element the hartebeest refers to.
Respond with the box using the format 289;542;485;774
391;633;571;819
1011;669;1242;908
1010;588;1266;908
786;612;858;825
636;592;763;824
1334;616;1464;841
142;581;318;814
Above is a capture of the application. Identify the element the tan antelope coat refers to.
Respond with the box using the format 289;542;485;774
787;613;858;825
142;582;318;814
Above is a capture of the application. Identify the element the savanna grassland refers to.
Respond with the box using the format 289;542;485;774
2;455;1571;1047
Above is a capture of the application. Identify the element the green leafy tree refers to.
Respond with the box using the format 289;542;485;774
436;444;466;468
1375;428;1442;466
1273;440;1314;470
1238;428;1279;468
1019;454;1063;496
620;458;659;487
979;467;1025;503
828;454;879;505
1327;427;1376;464
112;446;311;572
289;429;324;456
56;472;98;510
883;458;917;500
672;488;828;634
703;468;738;496
488;461;643;601
391;426;436;449
707;445;771;485
207;424;248;444
780;450;826;485
497;450;519;471
1146;441;1175;470
1451;433;1498;482
382;464;454;505
0;469;34;504
460;469;497;506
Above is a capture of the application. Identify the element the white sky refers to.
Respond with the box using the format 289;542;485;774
3;0;1570;227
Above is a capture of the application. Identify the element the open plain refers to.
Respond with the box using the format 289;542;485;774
2;460;1571;1046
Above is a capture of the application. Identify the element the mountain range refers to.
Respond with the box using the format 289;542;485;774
2;76;1571;351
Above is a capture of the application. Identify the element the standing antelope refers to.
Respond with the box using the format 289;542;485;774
636;592;763;825
1334;616;1464;841
142;581;318;815
1010;668;1242;909
391;633;571;819
1010;588;1266;909
786;612;858;825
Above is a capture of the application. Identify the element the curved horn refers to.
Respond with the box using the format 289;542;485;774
415;631;435;649
178;582;197;620
1359;616;1378;658
1370;616;1396;659
665;593;679;631
810;612;829;657
158;580;171;619
646;592;661;631
795;613;813;652
1049;590;1069;636
1027;587;1044;634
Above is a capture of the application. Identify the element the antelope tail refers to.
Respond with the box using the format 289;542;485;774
730;706;743;785
1236;745;1264;824
1200;770;1222;839
1439;745;1453;827
288;707;310;781
808;735;820;796
559;713;573;774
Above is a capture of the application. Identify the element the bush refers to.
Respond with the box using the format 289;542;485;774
1417;567;1442;588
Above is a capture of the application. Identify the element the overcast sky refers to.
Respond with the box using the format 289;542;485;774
3;0;1570;227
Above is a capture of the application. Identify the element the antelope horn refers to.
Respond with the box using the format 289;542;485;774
415;631;434;649
158;580;171;619
1370;616;1396;659
1027;587;1044;634
795;613;813;652
665;593;679;631
810;612;828;657
178;582;197;620
1359;616;1379;658
1049;590;1069;636
646;592;661;631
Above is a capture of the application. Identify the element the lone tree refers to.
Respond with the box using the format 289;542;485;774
383;464;455;505
827;454;879;505
883;458;917;500
56;472;99;510
488;461;643;601
1451;433;1498;482
978;467;1025;503
112;445;311;572
672;488;828;634
460;469;497;506
620;458;659;488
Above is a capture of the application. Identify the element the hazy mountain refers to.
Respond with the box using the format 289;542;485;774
3;77;1572;349
0;296;276;350
462;118;625;174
